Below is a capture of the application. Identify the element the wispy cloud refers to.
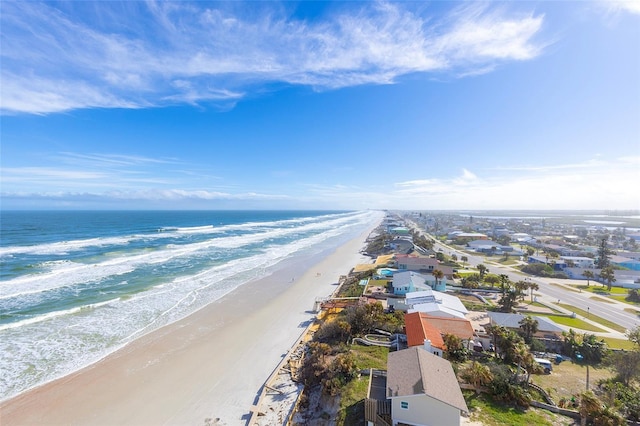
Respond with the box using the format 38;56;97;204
390;157;640;210
2;157;638;210
488;158;606;172
1;152;187;192
55;152;178;168
600;0;640;15
0;1;546;114
1;189;292;210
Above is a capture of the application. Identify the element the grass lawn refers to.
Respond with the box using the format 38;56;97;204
336;375;368;425
457;269;484;278
464;392;574;426
336;344;390;425
530;361;613;404
576;285;628;295
493;258;520;266
601;336;636;350
557;303;627;333
534;313;605;332
609;294;640;306
350;344;388;371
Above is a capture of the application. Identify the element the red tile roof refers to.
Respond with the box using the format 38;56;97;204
405;312;446;349
419;314;475;340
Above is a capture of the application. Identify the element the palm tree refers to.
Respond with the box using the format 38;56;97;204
461;255;468;266
477;263;488;279
575;333;608;390
599;266;616;291
514;280;529;300
499;274;510;295
519;316;539;344
432;269;444;289
498;290;518;313
461;361;493;393
484;274;499;289
461;274;480;289
528;281;539;302
512;341;536;383
582;270;594;287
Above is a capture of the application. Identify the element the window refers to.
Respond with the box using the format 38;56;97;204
401;401;409;409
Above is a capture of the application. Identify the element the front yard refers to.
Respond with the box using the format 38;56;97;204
529;360;613;404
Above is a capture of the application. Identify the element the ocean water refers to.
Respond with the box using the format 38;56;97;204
0;210;381;401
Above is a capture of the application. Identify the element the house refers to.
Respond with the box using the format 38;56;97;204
388;237;415;253
390;226;411;236
562;267;600;280
561;256;595;269
406;290;468;320
394;255;455;280
386;347;468;426
512;232;533;243
391;271;447;295
611;271;640;289
392;272;434;295
467;240;516;254
450;232;488;241
409;313;475;341
527;255;567;271
611;255;640;271
487;312;563;339
404;312;446;357
395;255;439;272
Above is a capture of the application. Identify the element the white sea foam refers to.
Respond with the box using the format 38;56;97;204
0;210;382;401
0;300;116;331
0;212;370;300
166;225;215;233
0;211;357;257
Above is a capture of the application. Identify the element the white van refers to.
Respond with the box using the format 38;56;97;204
534;358;553;374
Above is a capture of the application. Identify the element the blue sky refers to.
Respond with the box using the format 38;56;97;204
1;1;639;211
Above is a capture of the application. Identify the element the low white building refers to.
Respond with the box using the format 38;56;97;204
561;256;595;269
406;290;468;319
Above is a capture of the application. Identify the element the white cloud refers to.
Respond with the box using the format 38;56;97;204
0;1;547;114
388;158;640;210
601;0;640;15
2;145;639;210
2;157;638;210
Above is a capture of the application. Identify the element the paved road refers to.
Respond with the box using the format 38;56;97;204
418;226;640;333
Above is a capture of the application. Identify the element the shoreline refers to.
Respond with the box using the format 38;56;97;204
0;218;380;425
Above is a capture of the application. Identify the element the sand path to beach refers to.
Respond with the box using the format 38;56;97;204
0;220;380;425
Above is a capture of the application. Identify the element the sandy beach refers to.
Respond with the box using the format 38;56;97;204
0;221;379;425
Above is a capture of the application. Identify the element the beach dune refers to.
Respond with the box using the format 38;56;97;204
0;222;378;425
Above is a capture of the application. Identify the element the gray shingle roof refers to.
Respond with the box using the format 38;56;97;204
487;312;563;333
387;347;468;413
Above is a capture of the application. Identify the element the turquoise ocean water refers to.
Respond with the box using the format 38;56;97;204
0;210;381;401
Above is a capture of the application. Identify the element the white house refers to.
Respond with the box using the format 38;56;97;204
392;272;433;296
392;271;447;295
395;255;439;272
386;347;468;426
561;256;595;269
406;290;468;319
